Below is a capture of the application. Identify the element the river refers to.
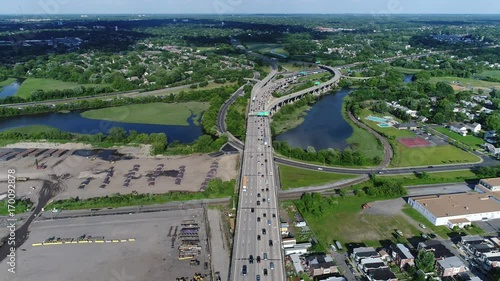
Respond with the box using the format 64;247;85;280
275;88;353;151
0;110;203;143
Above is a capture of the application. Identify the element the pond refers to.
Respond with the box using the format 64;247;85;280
275;88;353;151
0;110;203;143
0;79;24;98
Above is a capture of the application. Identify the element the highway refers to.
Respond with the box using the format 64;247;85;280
230;61;286;281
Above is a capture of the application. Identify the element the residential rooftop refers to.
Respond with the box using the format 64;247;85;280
437;256;465;269
391;243;414;259
411;193;500;217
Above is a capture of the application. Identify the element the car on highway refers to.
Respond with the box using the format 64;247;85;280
256;274;260;281
262;229;266;235
263;268;268;276
256;256;261;263
257;217;260;222
249;255;254;264
242;265;247;276
251;208;254;213
257;235;261;241
257;193;261;198
270;262;274;270
257;200;260;206
263;253;268;260
272;213;276;218
267;219;271;225
269;240;273;246
317;167;323;170
419;223;426;229
263;213;266;217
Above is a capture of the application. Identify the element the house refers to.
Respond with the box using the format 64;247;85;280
449;123;468;136
367;268;398;281
389;244;415;269
359;258;387;273
280;222;289;235
306;255;338;277
484;130;497;144
282;238;297;249
352;247;380;263
436;256;467;277
319;277;346;281
394;122;418;130
418;116;428;123
290;253;304;274
465;123;481;134
418;240;454;260
378;249;390;262
480;252;500;269
484;143;500;156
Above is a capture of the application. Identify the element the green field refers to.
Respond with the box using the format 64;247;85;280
358;110;480;167
81;102;209;126
0;78;17;88
435;127;485;148
430;76;500;89
392;67;423;74
480;70;500;80
379;170;480;186
278;165;356;190
16;78;96;99
3;125;63;134
246;42;289;57
302;196;421;249
271;104;311;135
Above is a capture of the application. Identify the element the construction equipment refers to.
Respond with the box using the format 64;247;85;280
35;159;47;170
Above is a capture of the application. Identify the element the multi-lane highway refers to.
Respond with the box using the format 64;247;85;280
230;63;286;281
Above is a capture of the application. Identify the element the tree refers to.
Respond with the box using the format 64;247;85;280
485;112;500;131
107;127;127;142
415;249;435;273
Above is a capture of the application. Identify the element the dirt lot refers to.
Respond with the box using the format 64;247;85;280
0;209;212;281
0;144;238;203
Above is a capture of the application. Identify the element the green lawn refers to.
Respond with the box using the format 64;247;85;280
246;42;289;56
3;125;62;134
278;164;356;190
0;78;17;88
430;76;500;89
392;67;423;74
271;104;311;135
301;196;421;249
298;72;332;83
379;170;480;186
16;78;96;99
479;70;500;80
394;144;480;167
81;102;209;126
435;127;485;148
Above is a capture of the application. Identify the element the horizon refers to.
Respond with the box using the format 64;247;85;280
1;0;500;15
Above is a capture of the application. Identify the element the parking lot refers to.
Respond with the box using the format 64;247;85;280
414;128;448;146
0;209;212;281
0;147;238;202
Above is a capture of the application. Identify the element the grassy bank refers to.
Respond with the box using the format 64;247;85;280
16;78;96;99
246;42;289;56
343;106;384;160
392;67;423;74
3;125;63;134
0;78;17;88
46;179;235;211
480;70;500;80
278;164;356;190
379;170;480;186
271;104;311;135
81;102;209;126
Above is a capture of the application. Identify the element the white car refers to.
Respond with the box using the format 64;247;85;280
318;167;323;170
419;224;426;229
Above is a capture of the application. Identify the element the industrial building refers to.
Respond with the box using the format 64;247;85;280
407;192;500;228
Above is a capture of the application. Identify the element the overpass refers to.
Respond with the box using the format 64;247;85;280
266;65;342;115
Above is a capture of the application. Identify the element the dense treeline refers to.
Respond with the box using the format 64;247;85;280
273;140;381;167
226;85;252;139
474;165;500;178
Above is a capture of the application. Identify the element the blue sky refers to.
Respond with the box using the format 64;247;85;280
2;0;500;15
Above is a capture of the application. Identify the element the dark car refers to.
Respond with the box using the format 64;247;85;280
251;208;254;213
269;240;273;247
257;201;260;206
257;235;261;241
256;274;260;281
257;217;261;222
262;228;266;235
263;268;268;276
272;213;276;218
257;193;261;198
256;256;261;263
263;213;266;217
249;255;254;264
